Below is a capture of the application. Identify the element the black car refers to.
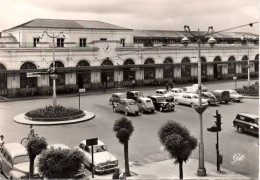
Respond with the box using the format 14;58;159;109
126;91;144;101
233;113;258;135
147;95;175;112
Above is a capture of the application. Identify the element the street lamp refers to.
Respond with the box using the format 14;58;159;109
241;34;256;86
39;31;67;107
181;25;216;176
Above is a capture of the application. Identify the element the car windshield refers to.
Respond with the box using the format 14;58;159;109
129;101;136;105
230;91;237;95
146;100;152;103
13;155;30;164
135;92;143;96
92;145;107;153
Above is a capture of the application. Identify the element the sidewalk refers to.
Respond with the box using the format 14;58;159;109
90;159;251;180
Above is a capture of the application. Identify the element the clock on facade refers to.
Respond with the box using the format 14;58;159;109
103;44;111;53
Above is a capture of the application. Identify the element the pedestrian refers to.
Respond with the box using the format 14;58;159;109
0;135;5;148
112;168;120;180
165;82;169;90
132;79;136;89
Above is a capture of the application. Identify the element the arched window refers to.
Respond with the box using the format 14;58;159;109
49;61;65;86
144;58;155;79
20;62;37;88
201;57;207;76
181;57;190;77
213;56;222;79
163;58;173;78
0;63;7;90
76;60;90;88
101;60;113;66
242;55;248;74
124;59;135;65
123;59;135;81
228;56;236;74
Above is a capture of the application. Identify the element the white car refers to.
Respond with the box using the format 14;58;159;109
75;140;118;173
0;142;40;179
174;93;208;108
154;89;174;102
183;84;208;93
227;90;243;102
170;88;184;96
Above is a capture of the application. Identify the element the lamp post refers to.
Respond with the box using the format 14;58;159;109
39;31;67;107
241;34;256;86
181;26;216;176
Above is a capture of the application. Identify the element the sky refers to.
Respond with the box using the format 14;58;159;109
0;0;258;33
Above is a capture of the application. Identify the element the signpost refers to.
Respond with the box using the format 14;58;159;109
78;88;85;110
86;138;98;178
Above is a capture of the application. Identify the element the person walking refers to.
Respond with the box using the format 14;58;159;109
112;168;120;180
0;135;5;148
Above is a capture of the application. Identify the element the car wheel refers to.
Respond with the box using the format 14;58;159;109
225;101;228;104
237;126;244;133
125;112;128;116
175;99;179;104
190;103;195;108
151;110;154;113
159;107;163;112
140;110;144;114
135;112;139;115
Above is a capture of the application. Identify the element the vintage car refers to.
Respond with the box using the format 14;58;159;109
201;92;220;105
233;113;258;135
113;99;140;115
126;91;144;101
227;90;243;102
75;139;118;173
174;93;208;108
136;97;155;113
212;90;230;104
183;84;208;93
0;142;40;179
147;95;175;112
170;88;184;95
109;93;126;105
154;89;174;102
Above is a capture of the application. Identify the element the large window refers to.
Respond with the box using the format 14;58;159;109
163;58;173;78
144;58;155;79
49;61;65;86
0;64;7;90
181;57;190;77
76;60;90;88
228;56;236;74
242;55;248;74
201;57;207;76
57;38;64;47
20;62;37;88
101;60;114;82
123;59;135;81
79;38;87;47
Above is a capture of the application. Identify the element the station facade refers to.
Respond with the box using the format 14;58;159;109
0;19;258;97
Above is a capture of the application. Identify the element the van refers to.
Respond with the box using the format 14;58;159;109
212;90;230;104
233;113;259;135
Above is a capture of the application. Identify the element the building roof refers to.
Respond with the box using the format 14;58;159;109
4;18;132;31
133;30;258;39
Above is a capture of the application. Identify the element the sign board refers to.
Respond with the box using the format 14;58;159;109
79;88;86;93
233;77;237;80
86;138;98;146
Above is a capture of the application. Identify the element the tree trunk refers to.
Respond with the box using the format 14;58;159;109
29;155;35;179
124;141;131;176
179;160;183;180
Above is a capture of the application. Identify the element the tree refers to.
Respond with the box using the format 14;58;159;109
38;148;84;179
113;116;134;176
26;137;48;179
158;121;197;180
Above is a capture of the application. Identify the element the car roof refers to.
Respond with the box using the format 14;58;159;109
123;98;135;102
237;113;259;119
47;144;71;150
182;92;197;95
80;139;105;146
171;88;183;91
156;89;167;91
138;97;152;101
3;143;28;159
128;91;142;93
112;93;125;96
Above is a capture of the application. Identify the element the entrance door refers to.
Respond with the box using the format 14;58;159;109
101;70;114;88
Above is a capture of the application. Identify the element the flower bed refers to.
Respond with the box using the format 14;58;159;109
25;105;85;121
236;85;259;96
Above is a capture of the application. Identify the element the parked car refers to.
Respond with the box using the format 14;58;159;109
201;92;220;105
147;95;175;112
233;113;258;135
126;91;144;101
45;144;86;178
109;93;126;105
170;88;184;95
136;97;155;113
227;90;243;102
174;93;208;108
0;142;40;179
183;84;207;93
212;90;230;104
154;89;174;102
75;139;118;173
113;99;140;115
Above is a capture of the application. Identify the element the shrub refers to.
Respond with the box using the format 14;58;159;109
25;105;83;119
236;85;259;95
